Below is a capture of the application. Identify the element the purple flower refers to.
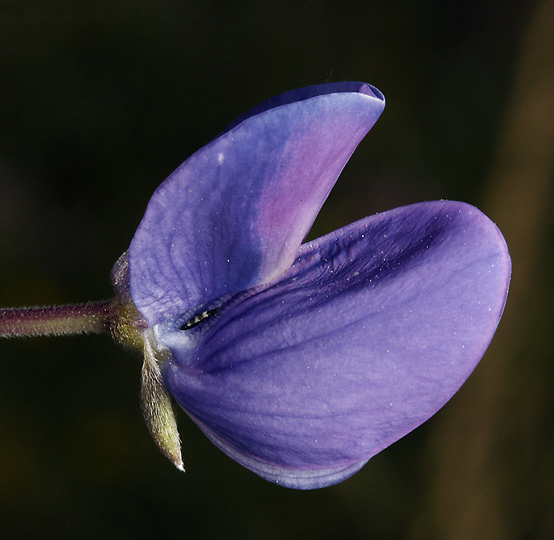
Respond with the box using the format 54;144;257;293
115;82;511;489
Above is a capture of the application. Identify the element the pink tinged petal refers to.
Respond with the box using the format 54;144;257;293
160;201;511;489
128;82;385;326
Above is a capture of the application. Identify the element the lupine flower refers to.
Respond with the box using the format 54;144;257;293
0;82;511;490
110;82;511;489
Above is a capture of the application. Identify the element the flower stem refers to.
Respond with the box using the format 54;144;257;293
0;300;117;338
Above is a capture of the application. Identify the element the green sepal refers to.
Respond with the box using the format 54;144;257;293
141;334;184;471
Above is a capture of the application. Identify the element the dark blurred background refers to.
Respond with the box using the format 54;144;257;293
1;1;552;539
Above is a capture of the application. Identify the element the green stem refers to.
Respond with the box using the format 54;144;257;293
0;300;117;338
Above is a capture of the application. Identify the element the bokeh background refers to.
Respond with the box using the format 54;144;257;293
1;1;552;538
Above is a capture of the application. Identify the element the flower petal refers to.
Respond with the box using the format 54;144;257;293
159;201;510;489
129;82;385;326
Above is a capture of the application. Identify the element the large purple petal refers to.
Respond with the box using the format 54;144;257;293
159;201;511;489
129;82;385;326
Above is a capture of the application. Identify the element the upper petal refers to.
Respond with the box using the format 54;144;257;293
159;201;511;489
128;82;385;326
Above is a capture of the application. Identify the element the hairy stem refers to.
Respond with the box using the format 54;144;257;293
0;300;117;338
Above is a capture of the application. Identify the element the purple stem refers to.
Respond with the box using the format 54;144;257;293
0;300;117;338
